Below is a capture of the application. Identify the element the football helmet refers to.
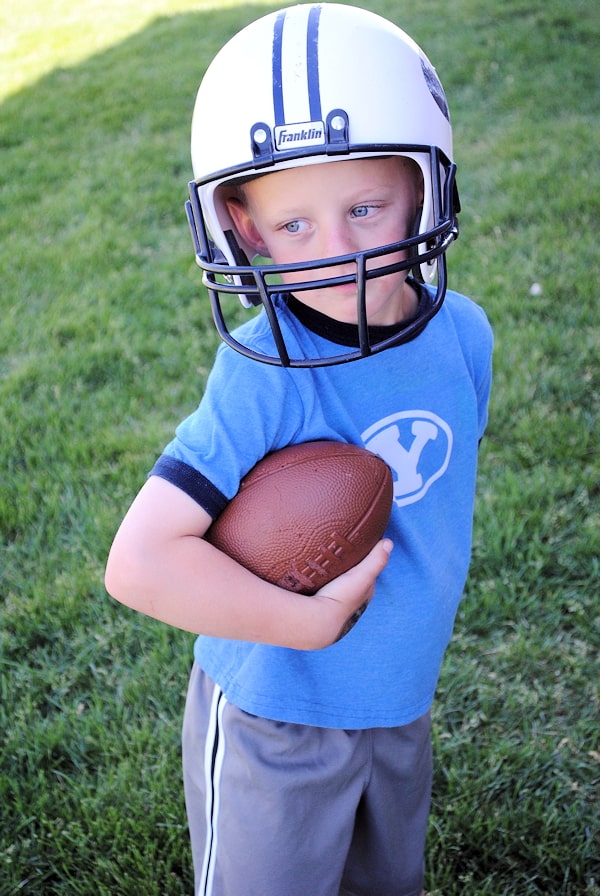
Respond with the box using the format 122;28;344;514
186;3;460;367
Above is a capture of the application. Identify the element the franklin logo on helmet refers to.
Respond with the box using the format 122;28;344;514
274;122;325;148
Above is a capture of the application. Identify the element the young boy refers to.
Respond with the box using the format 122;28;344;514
105;5;493;895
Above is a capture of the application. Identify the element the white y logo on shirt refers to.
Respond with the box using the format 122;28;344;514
362;411;453;506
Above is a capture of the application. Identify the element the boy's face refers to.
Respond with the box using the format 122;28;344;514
226;156;424;327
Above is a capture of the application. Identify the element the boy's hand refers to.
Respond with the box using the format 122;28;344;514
311;538;393;647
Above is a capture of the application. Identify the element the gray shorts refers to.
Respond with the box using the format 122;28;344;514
182;663;431;896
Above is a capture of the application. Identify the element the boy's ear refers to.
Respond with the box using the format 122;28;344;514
226;197;270;258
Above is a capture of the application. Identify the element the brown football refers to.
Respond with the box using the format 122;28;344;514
206;440;393;595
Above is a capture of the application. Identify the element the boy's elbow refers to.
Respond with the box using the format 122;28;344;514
104;554;125;605
104;540;149;612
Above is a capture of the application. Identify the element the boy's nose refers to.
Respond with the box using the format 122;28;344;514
318;222;356;260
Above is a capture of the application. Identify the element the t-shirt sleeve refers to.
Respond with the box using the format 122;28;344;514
149;455;229;519
150;341;306;513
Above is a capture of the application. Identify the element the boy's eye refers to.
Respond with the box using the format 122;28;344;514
283;220;304;233
352;205;370;218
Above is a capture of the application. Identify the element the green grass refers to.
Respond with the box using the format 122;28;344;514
1;0;598;893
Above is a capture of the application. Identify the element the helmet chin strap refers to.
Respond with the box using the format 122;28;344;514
223;229;261;302
408;206;426;283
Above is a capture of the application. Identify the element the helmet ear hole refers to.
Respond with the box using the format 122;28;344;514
225;194;270;258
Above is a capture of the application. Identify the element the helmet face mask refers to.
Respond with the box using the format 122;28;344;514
186;3;460;368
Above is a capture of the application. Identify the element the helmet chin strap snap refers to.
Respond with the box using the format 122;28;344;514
251;122;274;162
325;109;350;153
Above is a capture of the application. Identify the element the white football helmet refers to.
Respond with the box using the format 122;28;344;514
186;3;460;367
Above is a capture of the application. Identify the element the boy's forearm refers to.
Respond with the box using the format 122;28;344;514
106;535;391;650
105;476;391;650
106;533;323;648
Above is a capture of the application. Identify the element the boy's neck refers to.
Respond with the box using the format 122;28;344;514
284;280;430;349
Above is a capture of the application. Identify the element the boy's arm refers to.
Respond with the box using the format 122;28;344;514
105;475;392;651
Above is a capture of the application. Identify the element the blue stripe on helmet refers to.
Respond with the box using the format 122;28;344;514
272;5;322;126
272;10;286;125
306;5;322;121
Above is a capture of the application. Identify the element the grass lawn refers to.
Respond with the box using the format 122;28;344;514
1;0;598;893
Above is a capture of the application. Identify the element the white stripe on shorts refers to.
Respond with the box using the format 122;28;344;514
198;685;228;896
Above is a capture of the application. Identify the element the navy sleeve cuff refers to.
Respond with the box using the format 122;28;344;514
149;455;229;519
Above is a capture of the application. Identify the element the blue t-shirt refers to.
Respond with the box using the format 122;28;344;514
152;286;493;728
